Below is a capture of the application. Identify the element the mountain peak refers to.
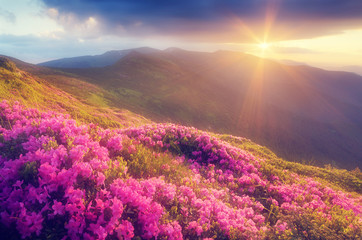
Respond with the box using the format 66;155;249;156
163;47;185;53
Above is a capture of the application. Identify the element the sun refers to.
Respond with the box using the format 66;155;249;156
258;42;269;50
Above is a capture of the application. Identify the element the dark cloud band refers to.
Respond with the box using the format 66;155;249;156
40;0;362;41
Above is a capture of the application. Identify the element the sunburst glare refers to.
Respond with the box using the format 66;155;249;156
259;42;269;50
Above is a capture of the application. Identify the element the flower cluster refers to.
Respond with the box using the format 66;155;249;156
0;101;180;240
121;124;362;238
0;101;361;240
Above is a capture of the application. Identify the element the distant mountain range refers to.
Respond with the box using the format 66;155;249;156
38;47;158;68
334;65;362;76
5;48;362;169
39;48;362;76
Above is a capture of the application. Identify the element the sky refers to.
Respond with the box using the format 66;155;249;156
0;0;362;70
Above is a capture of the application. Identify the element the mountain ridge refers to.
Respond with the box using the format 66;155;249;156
37;47;159;68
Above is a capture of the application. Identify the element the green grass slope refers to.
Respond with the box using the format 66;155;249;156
218;134;361;194
0;56;150;129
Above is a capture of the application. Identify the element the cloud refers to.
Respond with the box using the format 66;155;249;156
39;0;362;42
0;8;16;23
272;47;319;54
0;33;161;63
0;34;103;62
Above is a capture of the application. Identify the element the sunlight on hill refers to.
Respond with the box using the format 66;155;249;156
237;57;266;137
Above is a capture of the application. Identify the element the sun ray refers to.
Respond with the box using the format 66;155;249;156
226;2;283;133
263;0;281;43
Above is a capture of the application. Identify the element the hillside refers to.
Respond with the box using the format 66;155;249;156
0;55;361;240
37;49;362;169
0;92;361;239
0;56;150;129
